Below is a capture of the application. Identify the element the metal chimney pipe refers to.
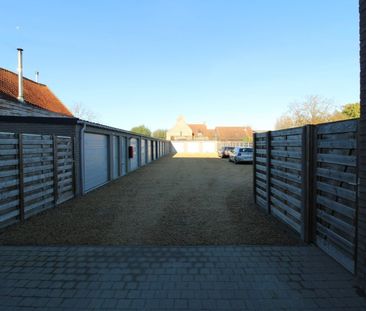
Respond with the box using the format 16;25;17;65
17;48;24;102
35;71;39;83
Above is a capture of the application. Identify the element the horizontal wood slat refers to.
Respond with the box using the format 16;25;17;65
317;139;356;149
316;195;355;219
271;150;302;159
317;222;354;255
271;159;302;171
316;181;356;201
253;119;358;273
256;187;267;198
271;168;302;183
256;195;266;208
317;209;355;235
317;153;357;167
270;196;301;220
271;140;302;147
271;177;302;196
0;132;74;230
270;127;303;136
255;149;266;155
271;206;301;233
316;120;357;135
316;236;355;273
316;167;357;185
0;199;19;212
271;186;302;209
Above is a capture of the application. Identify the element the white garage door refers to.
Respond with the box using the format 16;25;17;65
84;133;109;192
112;136;119;179
121;137;127;176
129;138;139;171
147;140;152;163
141;139;146;166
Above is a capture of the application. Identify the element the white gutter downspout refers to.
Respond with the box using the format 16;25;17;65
17;48;24;102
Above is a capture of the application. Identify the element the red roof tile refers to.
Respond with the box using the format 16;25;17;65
215;126;253;141
0;68;73;117
188;124;207;136
206;129;216;140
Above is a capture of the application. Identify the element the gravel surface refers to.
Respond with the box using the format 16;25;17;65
0;153;302;245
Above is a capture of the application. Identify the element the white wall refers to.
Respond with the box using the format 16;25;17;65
171;141;217;153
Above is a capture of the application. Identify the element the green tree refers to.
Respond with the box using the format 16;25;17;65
242;136;253;144
152;129;167;139
341;103;360;119
130;125;151;137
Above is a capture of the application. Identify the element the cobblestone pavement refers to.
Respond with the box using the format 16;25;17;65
0;245;365;310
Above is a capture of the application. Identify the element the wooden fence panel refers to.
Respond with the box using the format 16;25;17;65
0;132;20;229
254;133;268;210
269;127;305;236
57;136;74;204
314;119;358;273
253;119;359;273
0;132;75;229
23;134;55;218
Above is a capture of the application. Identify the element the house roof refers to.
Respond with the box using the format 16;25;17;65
206;129;216;140
215;126;253;141
0;68;73;117
188;124;207;135
188;124;217;139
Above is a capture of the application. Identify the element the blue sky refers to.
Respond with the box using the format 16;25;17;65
1;0;359;131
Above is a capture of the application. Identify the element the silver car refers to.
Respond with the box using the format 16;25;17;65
229;147;253;164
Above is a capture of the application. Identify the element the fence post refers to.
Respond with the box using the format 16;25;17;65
18;133;25;222
266;131;271;214
310;125;318;242
300;125;317;243
355;119;360;276
253;133;257;204
301;126;311;242
53;135;59;205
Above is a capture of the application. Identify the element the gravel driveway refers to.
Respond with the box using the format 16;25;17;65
0;153;301;245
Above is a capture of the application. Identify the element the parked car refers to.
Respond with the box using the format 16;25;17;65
229;147;253;164
218;146;235;158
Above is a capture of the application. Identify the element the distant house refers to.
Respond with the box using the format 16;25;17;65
0;50;73;118
214;126;253;141
188;124;215;140
166;116;252;141
166;116;193;140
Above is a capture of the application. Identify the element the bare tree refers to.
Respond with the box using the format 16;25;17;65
275;95;343;130
70;102;98;122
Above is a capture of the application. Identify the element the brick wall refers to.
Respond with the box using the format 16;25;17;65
358;0;366;289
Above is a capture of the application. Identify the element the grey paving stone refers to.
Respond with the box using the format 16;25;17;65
0;245;365;310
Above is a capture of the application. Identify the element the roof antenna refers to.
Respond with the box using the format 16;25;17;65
35;71;39;83
17;48;24;102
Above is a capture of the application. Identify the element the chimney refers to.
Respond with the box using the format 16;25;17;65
17;48;24;102
35;71;39;83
